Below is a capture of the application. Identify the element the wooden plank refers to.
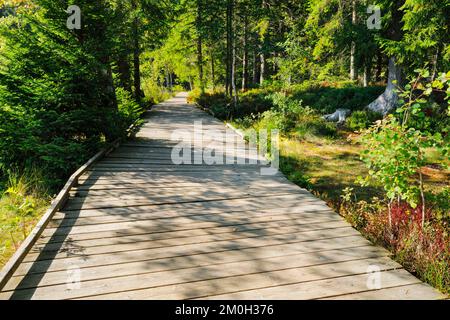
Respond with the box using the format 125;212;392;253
55;193;330;216
38;215;344;244
66;187;302;203
62;191;303;211
3;251;394;300
25;227;360;263
88;167;268;173
77;174;286;185
320;283;446;300
60;193;318;220
79;170;280;180
13;236;371;277
41;212;342;239
197;269;423;300
0;257;400;299
74;179;288;190
69;182;301;199
62;259;407;300
51;203;337;225
36;220;349;249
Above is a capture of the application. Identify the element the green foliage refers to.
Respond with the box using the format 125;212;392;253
141;81;173;106
339;189;450;294
281;164;313;190
116;87;144;126
346;110;383;131
359;70;449;226
189;90;230;118
294;115;338;140
0;1;143;191
382;0;450;74
0;169;48;266
359;116;426;208
291;84;385;114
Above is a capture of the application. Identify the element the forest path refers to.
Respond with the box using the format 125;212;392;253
0;93;445;300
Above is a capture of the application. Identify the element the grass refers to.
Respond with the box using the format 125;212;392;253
0;171;49;268
277;133;449;201
279;135;371;199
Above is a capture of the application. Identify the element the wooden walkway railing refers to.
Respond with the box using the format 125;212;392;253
0;93;445;300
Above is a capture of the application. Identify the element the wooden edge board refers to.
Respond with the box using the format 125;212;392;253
0;123;140;290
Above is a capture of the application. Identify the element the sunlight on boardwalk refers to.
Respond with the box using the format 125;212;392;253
0;93;444;300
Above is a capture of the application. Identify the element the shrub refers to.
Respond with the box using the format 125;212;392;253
189;88;276;120
294;115;338;140
236;89;274;118
359;71;449;228
291;85;384;114
187;88;202;104
346;110;382;131
142;81;172;105
196;92;231;119
116;87;144;127
0;169;49;266
339;189;450;294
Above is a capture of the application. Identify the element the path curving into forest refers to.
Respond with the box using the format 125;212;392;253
0;93;444;300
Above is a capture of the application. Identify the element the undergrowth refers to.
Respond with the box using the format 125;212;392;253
0;169;49;268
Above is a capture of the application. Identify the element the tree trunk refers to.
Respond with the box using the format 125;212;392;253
106;62;117;109
133;36;142;102
231;1;237;111
132;2;143;103
117;54;132;92
226;0;232;97
241;15;249;91
350;43;356;80
366;0;404;114
99;56;118;130
253;49;259;85
431;47;439;81
210;48;216;91
350;0;356;81
260;51;265;85
196;0;204;93
366;57;402;114
376;50;383;82
363;64;369;87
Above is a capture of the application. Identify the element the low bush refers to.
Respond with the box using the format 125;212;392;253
346;110;383;131
345;71;450;294
194;91;230;119
190;82;385;123
339;188;450;294
189;89;274;120
116;87;145;128
291;84;384;114
142;81;173;106
294;115;338;140
235;89;274;118
0;169;49;267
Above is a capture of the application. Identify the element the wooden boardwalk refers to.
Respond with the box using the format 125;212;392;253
0;93;444;300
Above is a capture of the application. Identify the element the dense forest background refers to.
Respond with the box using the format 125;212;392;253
0;0;449;293
0;0;448;188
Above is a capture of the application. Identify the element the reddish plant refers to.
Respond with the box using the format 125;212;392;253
390;201;432;228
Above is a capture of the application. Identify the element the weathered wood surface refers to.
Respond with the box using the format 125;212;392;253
0;93;444;300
